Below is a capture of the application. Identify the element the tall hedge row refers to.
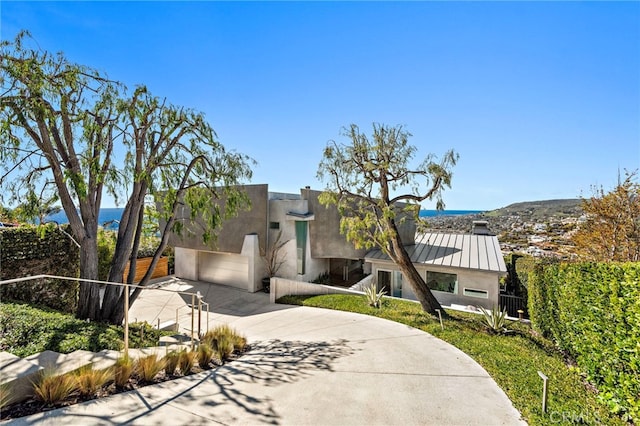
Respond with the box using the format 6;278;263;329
528;261;640;421
0;226;80;313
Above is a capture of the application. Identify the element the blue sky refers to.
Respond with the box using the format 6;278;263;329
2;1;639;210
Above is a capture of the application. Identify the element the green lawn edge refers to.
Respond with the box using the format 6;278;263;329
277;294;626;426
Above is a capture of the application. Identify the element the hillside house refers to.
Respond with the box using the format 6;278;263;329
167;186;507;309
167;184;415;292
365;222;507;310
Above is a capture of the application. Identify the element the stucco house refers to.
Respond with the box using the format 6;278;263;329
168;185;507;310
365;222;507;310
168;184;415;292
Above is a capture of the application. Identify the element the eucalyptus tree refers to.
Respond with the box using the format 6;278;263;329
317;123;458;315
101;86;253;324
1;32;253;323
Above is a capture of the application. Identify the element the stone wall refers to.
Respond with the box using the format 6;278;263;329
0;226;79;313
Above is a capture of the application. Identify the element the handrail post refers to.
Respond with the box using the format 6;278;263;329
197;291;202;339
124;283;129;357
190;294;195;349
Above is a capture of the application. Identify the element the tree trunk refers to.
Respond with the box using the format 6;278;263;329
76;236;102;320
386;218;444;316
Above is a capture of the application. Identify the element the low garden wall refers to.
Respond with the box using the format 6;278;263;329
0;226;79;313
528;261;640;422
270;277;363;304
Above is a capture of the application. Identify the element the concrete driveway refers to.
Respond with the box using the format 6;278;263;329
13;279;525;425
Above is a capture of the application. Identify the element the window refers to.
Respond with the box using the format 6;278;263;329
295;221;307;274
392;271;403;297
269;221;280;230
463;288;488;299
426;271;458;294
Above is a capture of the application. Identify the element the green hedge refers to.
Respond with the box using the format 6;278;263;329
0;301;171;357
528;262;640;421
0;226;79;313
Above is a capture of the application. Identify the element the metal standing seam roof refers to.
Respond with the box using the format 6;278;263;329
365;232;508;274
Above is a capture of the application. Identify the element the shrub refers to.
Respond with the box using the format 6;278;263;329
0;302;171;358
196;344;214;369
214;338;235;362
0;226;79;313
178;350;195;375
74;366;112;397
201;325;247;361
114;356;134;388
529;261;640;421
135;354;165;383
33;370;77;406
363;282;385;308
164;351;180;376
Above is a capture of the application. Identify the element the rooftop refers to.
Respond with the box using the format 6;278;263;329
365;232;507;273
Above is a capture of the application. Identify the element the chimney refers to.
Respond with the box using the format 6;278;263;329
471;220;493;235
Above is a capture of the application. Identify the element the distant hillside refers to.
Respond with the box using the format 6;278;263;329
484;199;583;219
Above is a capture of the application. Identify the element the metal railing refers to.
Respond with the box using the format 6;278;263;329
0;274;210;355
499;293;527;318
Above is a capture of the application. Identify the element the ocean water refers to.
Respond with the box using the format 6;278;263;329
47;207;481;229
46;208;125;230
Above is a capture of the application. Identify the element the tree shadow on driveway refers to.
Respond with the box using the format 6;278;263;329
23;339;357;426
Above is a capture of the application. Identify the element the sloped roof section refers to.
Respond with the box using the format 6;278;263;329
366;232;507;273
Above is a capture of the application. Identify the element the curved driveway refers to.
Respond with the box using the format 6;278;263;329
15;280;525;425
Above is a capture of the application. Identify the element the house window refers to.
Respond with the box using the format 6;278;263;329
426;271;458;294
392;271;403;297
463;288;488;299
295;221;307;274
377;270;402;297
269;221;280;230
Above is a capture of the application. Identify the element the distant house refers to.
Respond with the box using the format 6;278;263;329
365;222;507;309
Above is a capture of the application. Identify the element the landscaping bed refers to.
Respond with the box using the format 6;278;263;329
0;302;249;421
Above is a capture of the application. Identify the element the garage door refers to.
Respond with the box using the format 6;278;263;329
198;251;248;290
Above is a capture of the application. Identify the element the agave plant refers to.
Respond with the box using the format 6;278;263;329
364;282;386;308
478;305;511;334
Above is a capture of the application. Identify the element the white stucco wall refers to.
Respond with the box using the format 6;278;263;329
174;247;198;281
267;198;329;283
370;262;501;310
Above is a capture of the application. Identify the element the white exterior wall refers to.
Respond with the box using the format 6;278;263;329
198;251;248;289
370;262;501;309
267;198;329;282
174;247;198;281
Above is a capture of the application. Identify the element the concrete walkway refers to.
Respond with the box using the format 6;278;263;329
12;279;525;425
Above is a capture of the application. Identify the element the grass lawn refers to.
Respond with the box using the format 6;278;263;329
278;294;626;426
0;301;172;357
